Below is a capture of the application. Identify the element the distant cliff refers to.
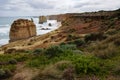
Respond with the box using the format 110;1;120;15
9;19;36;42
67;10;120;20
46;10;120;22
47;14;70;21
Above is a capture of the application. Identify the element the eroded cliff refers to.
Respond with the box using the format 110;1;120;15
9;19;36;42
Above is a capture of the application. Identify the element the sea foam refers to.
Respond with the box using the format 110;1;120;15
0;18;61;46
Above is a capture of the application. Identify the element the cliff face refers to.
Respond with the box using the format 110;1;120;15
47;11;117;22
2;9;120;51
67;10;119;20
9;19;36;42
47;14;70;21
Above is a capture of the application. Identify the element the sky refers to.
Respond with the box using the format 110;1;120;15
0;0;120;16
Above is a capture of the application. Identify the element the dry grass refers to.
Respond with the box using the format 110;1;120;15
32;61;74;80
103;33;120;44
86;41;120;59
85;31;120;59
94;43;119;59
11;63;39;80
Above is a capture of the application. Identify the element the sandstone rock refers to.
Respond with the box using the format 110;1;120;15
9;19;36;42
47;14;69;22
39;16;47;24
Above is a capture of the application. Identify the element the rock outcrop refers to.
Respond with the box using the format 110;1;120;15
39;16;47;24
9;19;36;42
47;14;69;22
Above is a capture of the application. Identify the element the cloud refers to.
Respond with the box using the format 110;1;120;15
74;0;120;12
0;0;120;16
3;0;34;11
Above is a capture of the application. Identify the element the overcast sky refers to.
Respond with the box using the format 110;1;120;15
0;0;120;16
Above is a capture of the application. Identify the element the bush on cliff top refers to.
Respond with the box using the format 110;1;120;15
84;32;107;42
44;44;77;58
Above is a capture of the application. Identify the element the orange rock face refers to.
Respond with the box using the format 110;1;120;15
9;19;36;42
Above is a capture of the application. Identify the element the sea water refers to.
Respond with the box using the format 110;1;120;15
0;17;61;46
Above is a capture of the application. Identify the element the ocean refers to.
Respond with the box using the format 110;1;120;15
0;17;60;46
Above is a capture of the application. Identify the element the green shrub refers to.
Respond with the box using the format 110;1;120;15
73;39;85;47
29;59;42;68
62;21;69;26
114;65;120;75
8;59;17;64
45;45;63;58
0;54;16;64
58;63;70;71
0;69;13;79
68;28;76;33
67;39;85;47
60;44;77;50
67;34;79;41
28;55;49;68
25;50;33;54
0;64;16;72
114;38;120;46
73;55;104;75
4;69;13;78
14;55;28;62
0;53;31;63
4;48;16;54
0;69;6;78
84;33;107;42
60;42;66;45
28;43;32;45
55;61;73;71
45;44;77;58
0;64;15;79
33;48;44;55
27;44;76;68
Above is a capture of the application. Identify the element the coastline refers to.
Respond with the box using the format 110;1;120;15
0;19;61;46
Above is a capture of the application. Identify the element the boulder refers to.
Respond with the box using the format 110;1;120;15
9;19;36;42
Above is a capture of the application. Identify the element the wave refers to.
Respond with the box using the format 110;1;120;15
0;24;10;27
0;20;60;46
0;39;9;46
0;33;9;39
0;27;10;34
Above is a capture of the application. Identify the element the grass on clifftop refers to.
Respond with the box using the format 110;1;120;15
1;11;120;79
1;39;120;80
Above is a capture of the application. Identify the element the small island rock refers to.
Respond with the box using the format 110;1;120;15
9;19;36;42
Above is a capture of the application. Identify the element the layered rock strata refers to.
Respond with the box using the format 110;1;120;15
9;19;36;42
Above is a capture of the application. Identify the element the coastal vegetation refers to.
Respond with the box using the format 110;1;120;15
0;9;120;80
1;30;120;79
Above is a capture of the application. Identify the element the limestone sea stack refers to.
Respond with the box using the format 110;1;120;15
9;19;36;42
39;16;47;24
